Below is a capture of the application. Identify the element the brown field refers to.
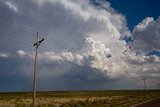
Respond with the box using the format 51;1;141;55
0;90;160;107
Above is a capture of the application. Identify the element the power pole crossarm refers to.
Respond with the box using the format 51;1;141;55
34;38;44;47
32;32;44;107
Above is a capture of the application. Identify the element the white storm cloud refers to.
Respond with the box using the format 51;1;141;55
17;0;129;82
40;37;127;81
13;0;158;82
130;17;160;54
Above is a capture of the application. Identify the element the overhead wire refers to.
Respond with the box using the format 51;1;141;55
39;32;77;51
0;15;76;51
0;18;36;36
0;18;86;56
0;18;84;51
1;34;34;52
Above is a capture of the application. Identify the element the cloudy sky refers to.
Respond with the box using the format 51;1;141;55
0;0;160;92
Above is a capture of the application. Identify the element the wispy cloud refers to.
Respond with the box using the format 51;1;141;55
0;53;8;58
5;2;18;13
17;50;33;58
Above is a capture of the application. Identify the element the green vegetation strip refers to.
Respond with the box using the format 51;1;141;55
0;90;160;107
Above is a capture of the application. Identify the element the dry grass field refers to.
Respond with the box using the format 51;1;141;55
0;90;160;107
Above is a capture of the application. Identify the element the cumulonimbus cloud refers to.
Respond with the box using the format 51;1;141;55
0;0;160;87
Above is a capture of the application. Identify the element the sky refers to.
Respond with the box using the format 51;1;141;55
108;0;160;30
0;0;160;92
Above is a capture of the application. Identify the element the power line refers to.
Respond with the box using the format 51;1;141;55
0;18;82;53
0;18;37;36
0;17;97;57
0;18;76;50
0;34;33;51
0;19;109;59
0;18;86;52
0;31;70;55
39;32;80;52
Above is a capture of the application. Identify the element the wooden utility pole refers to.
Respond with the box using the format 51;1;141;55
141;77;147;92
157;83;160;90
33;32;44;107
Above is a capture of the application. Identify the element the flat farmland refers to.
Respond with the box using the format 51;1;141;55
0;90;160;107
